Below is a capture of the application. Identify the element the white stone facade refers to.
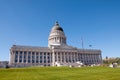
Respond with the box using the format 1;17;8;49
9;22;102;67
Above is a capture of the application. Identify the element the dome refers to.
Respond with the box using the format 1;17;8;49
52;21;64;32
52;26;63;31
48;21;67;47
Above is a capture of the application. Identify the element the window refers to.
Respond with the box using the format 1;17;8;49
40;60;42;63
48;53;50;55
44;52;46;55
48;60;50;63
58;56;60;58
20;56;22;58
32;56;34;58
15;60;18;62
19;60;22;63
28;56;30;58
48;56;50;59
24;56;26;58
20;51;22;54
44;60;46;63
32;60;34;63
36;60;38;63
32;52;34;55
40;56;42;59
24;51;27;54
36;56;39;58
28;60;30;63
36;52;39;55
40;52;42;55
28;52;31;55
44;56;46;59
58;52;60;55
24;60;26;62
16;51;18;54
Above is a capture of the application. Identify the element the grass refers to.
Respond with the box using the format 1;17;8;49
0;66;120;80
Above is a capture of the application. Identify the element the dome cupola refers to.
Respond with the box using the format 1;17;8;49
52;21;63;32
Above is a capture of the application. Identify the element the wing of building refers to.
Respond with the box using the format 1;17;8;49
9;22;102;67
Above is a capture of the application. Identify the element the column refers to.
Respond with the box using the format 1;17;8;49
35;52;36;64
38;52;40;64
22;51;24;63
66;52;69;63
52;51;55;66
31;52;32;64
88;54;91;64
12;51;15;64
70;52;72;63
56;52;58;62
64;52;65;63
96;54;98;64
76;53;78;62
9;50;12;64
74;52;75;62
90;54;92;64
22;52;24;64
68;52;70;63
49;52;51;64
26;51;28;64
94;54;96;64
42;52;44;64
75;53;78;62
72;53;73;62
18;51;20;63
60;52;62;63
46;52;48;65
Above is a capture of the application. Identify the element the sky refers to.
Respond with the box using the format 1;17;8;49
0;0;120;61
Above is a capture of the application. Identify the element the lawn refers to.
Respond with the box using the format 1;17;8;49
0;66;120;80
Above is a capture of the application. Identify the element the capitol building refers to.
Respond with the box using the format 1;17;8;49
9;22;102;67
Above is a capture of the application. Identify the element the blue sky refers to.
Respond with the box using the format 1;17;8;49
0;0;120;61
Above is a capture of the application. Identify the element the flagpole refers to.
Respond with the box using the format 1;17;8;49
81;37;84;49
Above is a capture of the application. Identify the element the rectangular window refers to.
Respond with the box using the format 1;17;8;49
24;51;27;54
36;52;39;55
36;56;39;58
48;60;50;63
44;56;46;58
28;52;31;55
24;60;26;63
44;60;46;63
40;52;42;55
44;52;46;55
15;60;18;62
19;60;22;63
24;56;26;58
58;52;60;55
32;60;34;63
28;56;30;58
20;56;22;58
36;60;38;63
20;51;22;54
48;53;50;55
40;56;42;59
40;60;42;63
16;51;18;54
28;60;30;63
48;56;50;59
32;52;34;55
32;56;34;58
